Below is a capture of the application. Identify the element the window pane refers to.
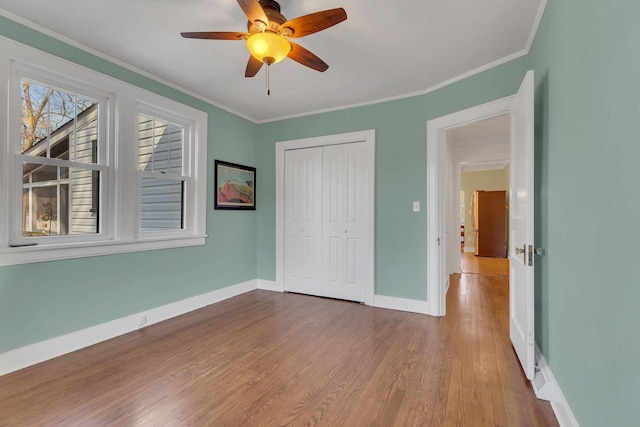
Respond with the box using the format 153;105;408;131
22;163;99;236
138;114;183;175
30;164;59;183
21;81;50;154
73;97;99;164
48;89;76;134
140;176;184;231
23;185;60;236
21;79;98;163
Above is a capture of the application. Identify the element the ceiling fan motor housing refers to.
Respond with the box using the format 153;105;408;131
247;0;287;34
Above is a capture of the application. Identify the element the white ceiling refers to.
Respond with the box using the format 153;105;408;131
0;0;545;123
451;114;510;172
450;114;510;142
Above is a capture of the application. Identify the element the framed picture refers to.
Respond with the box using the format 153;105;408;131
214;160;256;210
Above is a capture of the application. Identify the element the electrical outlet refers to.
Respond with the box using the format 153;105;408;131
412;201;420;212
138;315;147;327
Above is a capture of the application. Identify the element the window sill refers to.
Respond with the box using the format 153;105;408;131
0;234;207;267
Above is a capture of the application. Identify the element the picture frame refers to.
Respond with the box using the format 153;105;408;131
214;160;256;210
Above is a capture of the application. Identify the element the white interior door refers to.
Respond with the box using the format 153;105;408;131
284;148;323;296
322;142;368;302
509;70;535;380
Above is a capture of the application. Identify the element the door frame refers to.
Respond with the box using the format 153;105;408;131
275;129;376;306
426;96;514;316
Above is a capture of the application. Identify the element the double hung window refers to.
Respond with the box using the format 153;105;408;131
0;39;207;266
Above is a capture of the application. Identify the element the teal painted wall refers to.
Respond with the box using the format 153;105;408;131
255;58;531;299
0;18;259;353
529;1;640;425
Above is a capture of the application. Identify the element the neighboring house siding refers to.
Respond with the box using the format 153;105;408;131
138;116;184;231
140;177;183;230
68;110;98;234
69;169;97;233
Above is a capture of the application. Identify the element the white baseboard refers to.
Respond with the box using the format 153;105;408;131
0;279;257;377
464;246;475;253
257;279;281;292
257;283;430;317
533;344;558;401
374;294;429;314
256;283;430;316
533;344;579;427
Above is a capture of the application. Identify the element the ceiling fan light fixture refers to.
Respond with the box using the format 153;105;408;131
246;32;291;64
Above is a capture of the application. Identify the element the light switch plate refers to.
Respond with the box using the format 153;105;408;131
413;201;420;212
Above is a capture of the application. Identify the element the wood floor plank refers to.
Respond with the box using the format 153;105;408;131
0;257;558;426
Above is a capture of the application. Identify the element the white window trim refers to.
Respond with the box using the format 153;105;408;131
0;37;208;267
133;100;202;239
10;63;114;247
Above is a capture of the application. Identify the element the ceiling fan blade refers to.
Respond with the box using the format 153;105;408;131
181;31;248;40
237;0;268;26
245;55;264;77
288;42;329;72
281;8;347;38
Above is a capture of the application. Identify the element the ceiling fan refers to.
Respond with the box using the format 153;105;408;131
181;0;347;82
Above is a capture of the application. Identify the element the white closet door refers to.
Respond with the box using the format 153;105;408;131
322;142;368;302
283;148;323;295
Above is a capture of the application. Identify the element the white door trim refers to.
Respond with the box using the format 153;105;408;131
426;96;514;316
275;129;376;306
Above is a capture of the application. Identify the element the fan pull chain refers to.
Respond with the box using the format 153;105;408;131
265;63;271;96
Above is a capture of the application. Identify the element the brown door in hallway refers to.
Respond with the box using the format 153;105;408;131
472;190;507;257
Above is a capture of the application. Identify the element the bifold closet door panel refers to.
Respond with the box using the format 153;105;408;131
322;142;368;302
283;147;323;296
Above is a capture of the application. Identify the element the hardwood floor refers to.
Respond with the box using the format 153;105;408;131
0;263;557;426
460;251;509;276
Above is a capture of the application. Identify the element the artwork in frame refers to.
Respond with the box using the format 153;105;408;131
214;160;256;210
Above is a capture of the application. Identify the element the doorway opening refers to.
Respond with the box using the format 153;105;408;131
446;116;512;310
426;97;514;317
450;114;510;269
